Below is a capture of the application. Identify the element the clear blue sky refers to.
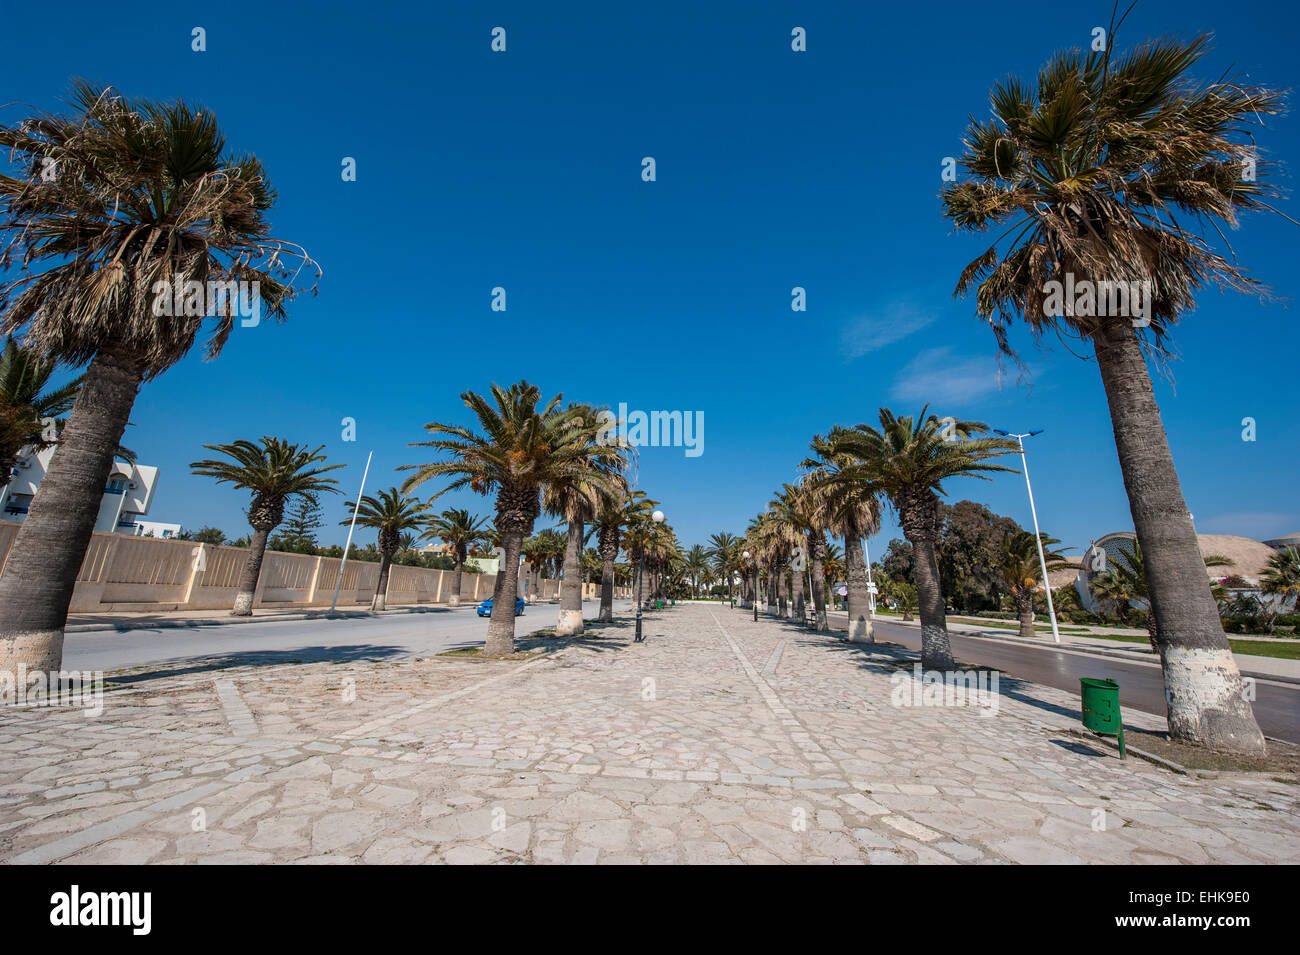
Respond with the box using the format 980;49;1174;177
3;0;1297;557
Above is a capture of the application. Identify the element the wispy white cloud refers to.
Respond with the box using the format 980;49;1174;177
889;346;1008;406
841;305;935;361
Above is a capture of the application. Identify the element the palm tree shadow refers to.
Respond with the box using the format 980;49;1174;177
799;625;1116;726
106;644;409;685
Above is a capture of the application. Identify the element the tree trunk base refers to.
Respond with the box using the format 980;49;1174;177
1162;645;1266;755
556;609;584;637
231;591;255;617
0;629;66;674
848;615;874;643
920;623;956;671
448;595;461;608
371;594;387;612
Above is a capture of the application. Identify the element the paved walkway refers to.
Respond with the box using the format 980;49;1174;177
2;605;1296;864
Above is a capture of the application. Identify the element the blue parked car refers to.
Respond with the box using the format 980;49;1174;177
476;597;525;617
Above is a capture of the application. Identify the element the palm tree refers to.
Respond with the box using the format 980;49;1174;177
1260;547;1300;615
402;382;596;656
191;439;343;615
770;484;817;623
745;511;787;616
423;508;490;606
683;544;710;598
942;34;1279;751
1092;566;1136;627
832;410;1017;667
803;428;884;643
0;83;317;672
822;542;845;609
593;488;654;622
0;336;82;482
706;532;742;604
341;488;428;611
521;534;549;602
1105;540;1233;652
542;404;626;636
996;530;1070;639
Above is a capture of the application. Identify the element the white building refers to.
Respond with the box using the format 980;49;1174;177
1;445;176;536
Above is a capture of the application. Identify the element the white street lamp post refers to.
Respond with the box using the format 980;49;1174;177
331;449;373;613
995;429;1060;644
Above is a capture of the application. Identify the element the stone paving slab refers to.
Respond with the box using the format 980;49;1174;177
1;605;1297;864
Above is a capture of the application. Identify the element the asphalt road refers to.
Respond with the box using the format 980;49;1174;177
864;617;1300;744
64;599;631;675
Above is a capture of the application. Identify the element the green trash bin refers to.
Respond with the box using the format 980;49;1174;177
656;599;663;609
1080;677;1125;759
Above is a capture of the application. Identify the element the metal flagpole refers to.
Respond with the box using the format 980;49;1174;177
331;449;373;613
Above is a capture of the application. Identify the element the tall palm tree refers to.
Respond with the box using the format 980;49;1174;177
542;404;627;636
996;530;1070;639
191;439;343;615
1260;547;1300;615
341;488;428;611
942;34;1279;751
402;382;594;657
833;410;1017;667
423;507;490;606
803;428;883;643
593;488;654;622
683;544;710;598
0;336;82;482
770;484;816;623
0;84;317;670
706;532;742;604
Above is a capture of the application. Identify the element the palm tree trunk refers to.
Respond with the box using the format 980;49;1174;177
0;450;17;489
790;561;805;625
486;530;524;656
233;527;270;616
0;347;144;671
845;529;872;643
450;556;464;607
1094;320;1264;753
810;531;828;630
372;554;393;611
557;519;584;636
1016;591;1035;640
599;555;615;622
910;533;954;669
1146;607;1159;653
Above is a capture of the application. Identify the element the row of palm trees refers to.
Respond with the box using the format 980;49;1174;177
730;409;1019;670
726;405;1266;756
187;437;501;614
0;28;1287;757
398;382;685;655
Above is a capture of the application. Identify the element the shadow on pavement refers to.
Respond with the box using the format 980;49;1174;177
106;644;410;684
